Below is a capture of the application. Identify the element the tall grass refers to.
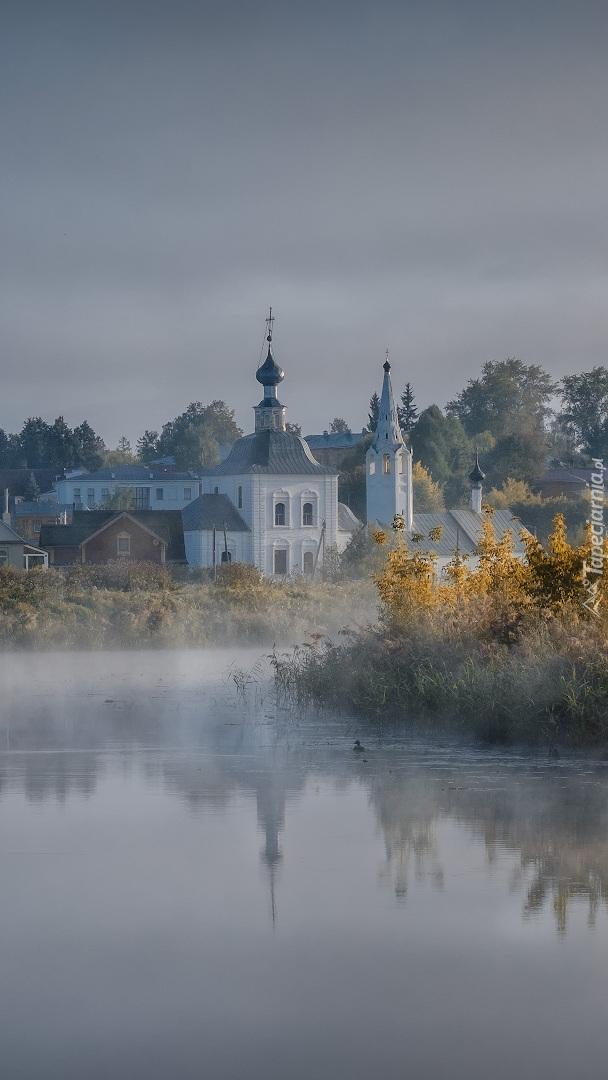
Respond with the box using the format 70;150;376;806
0;564;376;650
271;597;608;747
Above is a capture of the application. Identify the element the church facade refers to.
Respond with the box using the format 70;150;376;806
184;316;357;576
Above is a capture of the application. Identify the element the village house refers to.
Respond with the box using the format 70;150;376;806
13;500;72;544
0;519;48;569
53;465;201;510
39;509;187;567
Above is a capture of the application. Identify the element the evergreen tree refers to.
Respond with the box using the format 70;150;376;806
24;472;41;502
285;421;302;435
368;392;380;433
46;416;78;468
73;421;105;471
18;418;51;468
398;383;418;433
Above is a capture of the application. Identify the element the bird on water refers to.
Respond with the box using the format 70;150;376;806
353;740;365;752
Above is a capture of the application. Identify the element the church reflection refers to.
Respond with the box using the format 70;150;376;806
1;686;608;933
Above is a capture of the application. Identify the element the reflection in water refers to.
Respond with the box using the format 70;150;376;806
2;651;608;1080
1;651;607;934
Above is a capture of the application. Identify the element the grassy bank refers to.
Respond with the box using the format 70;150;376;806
272;601;608;747
272;515;608;748
0;563;376;649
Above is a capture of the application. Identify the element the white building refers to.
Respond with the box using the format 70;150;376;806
366;354;413;529
54;466;201;511
184;316;358;575
365;359;528;572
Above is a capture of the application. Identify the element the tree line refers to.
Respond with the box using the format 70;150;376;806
0;401;243;473
3;361;608;506
337;360;608;521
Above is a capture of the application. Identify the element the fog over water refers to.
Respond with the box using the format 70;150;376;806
1;649;608;1079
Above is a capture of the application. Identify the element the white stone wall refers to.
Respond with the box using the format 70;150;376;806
184;529;252;569
201;471;338;577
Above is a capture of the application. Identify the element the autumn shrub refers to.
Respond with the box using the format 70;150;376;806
272;512;608;746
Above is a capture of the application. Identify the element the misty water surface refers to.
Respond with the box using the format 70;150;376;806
1;649;607;1080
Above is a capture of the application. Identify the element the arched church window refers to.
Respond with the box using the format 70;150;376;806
383;455;391;475
369;460;375;475
303;551;314;574
274;549;287;575
398;456;404;474
238;485;242;508
302;503;313;526
275;503;286;526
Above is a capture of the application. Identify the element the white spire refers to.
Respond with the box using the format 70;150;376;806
366;352;413;530
371;351;403;450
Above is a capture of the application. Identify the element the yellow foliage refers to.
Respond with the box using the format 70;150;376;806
485;478;544;509
374;511;606;625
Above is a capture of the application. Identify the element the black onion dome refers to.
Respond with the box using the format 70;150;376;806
256;346;284;388
469;453;485;484
383;358;391;373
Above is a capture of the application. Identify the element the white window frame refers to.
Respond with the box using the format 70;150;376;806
273;491;290;528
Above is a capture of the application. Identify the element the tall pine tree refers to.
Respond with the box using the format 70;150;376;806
399;383;418;433
368;392;380;432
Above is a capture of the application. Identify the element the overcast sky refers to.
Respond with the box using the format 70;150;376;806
2;0;607;446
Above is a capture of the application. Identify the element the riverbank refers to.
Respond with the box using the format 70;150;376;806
0;564;376;649
271;599;608;748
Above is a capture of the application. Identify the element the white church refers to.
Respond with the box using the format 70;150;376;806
183;314;526;576
183;314;360;575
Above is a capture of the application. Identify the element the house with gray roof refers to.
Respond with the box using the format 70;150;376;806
53;466;201;511
39;510;186;567
403;508;529;577
0;520;48;570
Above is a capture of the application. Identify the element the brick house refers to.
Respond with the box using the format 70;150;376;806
39;510;187;567
14;501;72;544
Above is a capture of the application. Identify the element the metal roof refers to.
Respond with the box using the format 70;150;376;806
203;431;337;476
0;520;28;544
15;501;72;516
536;467;594;484
305;432;366;450
58;466;200;483
402;509;530;558
338;503;362;533
182;494;250;532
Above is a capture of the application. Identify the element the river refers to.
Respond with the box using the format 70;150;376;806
0;648;607;1080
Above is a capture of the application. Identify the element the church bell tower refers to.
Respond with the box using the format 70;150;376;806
366;353;413;529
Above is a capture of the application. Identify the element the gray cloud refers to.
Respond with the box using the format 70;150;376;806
1;0;608;443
